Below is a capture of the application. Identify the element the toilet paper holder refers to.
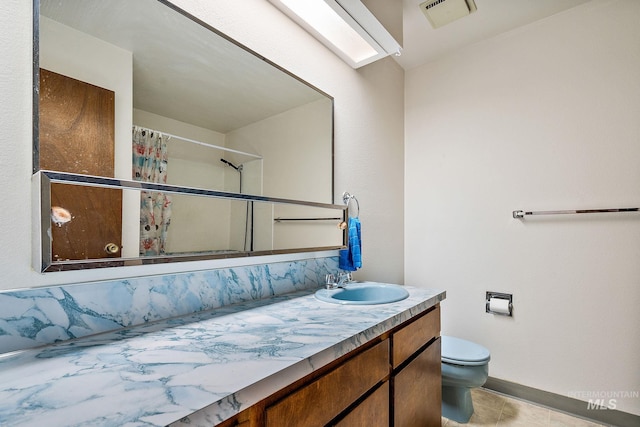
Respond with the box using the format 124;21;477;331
486;291;513;316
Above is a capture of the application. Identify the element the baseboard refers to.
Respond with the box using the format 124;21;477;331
484;377;640;427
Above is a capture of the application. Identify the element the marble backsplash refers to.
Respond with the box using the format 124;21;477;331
0;256;338;354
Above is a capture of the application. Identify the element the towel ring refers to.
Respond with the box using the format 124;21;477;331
342;192;360;217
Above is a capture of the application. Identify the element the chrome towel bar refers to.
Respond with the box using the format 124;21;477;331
513;207;640;219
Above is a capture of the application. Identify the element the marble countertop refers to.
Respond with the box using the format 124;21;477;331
0;284;445;427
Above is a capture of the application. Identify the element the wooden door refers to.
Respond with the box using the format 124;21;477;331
39;68;122;260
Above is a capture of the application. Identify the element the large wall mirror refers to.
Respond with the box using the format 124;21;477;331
34;0;344;271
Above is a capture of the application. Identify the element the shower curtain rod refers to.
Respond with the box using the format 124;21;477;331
513;207;640;218
134;125;263;159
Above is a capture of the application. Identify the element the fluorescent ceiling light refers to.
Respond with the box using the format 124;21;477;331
269;0;402;68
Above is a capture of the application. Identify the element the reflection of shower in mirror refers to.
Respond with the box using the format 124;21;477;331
220;158;243;172
220;158;244;193
220;158;252;251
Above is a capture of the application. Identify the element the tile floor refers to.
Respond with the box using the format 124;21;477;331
442;388;607;427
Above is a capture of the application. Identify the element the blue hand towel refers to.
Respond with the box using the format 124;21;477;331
338;249;354;271
339;217;362;271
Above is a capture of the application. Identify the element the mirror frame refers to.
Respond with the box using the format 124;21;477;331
35;171;347;272
32;0;345;272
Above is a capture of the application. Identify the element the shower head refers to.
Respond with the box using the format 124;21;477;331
220;158;242;171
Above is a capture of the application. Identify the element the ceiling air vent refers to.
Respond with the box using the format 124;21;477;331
419;0;477;29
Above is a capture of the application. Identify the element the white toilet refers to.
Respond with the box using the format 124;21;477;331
441;335;491;423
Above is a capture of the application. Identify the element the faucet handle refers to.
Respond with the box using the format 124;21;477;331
325;274;336;285
338;272;352;282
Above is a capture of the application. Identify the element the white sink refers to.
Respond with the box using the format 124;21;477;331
314;282;409;305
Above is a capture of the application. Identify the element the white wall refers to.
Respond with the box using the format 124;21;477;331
405;0;640;416
0;0;404;289
226;98;332;203
227;99;335;252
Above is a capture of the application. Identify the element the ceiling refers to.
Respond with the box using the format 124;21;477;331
397;0;592;70
39;0;594;133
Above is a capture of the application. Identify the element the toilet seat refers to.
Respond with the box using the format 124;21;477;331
441;336;490;366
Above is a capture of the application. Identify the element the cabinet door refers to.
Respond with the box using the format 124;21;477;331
265;339;389;427
393;338;441;427
334;382;389;427
393;305;440;368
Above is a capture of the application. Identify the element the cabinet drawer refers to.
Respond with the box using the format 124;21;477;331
265;339;390;427
334;382;389;427
392;304;440;368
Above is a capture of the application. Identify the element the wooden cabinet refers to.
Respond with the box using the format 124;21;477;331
217;304;440;427
393;305;440;368
335;382;389;427
265;340;390;427
393;339;441;427
392;304;442;427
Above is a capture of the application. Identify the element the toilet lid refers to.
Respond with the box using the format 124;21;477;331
441;336;490;366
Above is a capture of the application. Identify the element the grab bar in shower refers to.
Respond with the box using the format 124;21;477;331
513;207;640;219
274;217;343;222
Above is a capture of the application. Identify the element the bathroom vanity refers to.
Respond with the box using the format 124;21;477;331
0;285;445;426
225;303;442;427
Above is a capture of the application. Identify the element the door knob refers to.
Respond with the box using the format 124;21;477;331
104;243;120;254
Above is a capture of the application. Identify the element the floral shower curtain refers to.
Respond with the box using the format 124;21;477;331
132;126;172;255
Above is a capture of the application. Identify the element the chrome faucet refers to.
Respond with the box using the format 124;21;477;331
325;272;352;289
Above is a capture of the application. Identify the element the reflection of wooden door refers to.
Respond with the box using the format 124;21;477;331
39;68;122;260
